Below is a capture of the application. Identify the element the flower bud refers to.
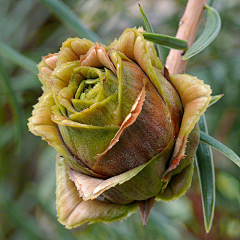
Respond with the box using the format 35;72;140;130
28;28;212;228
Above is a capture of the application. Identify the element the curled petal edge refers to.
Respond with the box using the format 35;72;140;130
56;154;138;229
163;74;212;179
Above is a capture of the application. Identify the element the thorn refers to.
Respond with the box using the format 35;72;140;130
138;196;155;226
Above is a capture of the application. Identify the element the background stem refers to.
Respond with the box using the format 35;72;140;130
166;0;208;74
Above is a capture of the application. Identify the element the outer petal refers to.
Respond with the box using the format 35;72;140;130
56;154;138;229
28;91;71;158
156;161;194;201
57;38;94;66
110;28;183;136
158;124;199;199
68;139;175;204
37;54;58;92
164;74;212;177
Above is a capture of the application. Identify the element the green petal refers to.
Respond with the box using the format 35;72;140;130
52;116;119;169
69;93;118;126
58;38;94;66
156;161;194;201
56;154;138;229
161;124;199;195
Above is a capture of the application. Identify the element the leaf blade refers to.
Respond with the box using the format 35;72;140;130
142;32;188;50
200;131;240;167
182;5;221;60
38;0;102;43
0;40;37;74
195;115;215;232
139;4;161;58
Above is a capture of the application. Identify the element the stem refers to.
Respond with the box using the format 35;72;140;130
166;0;208;74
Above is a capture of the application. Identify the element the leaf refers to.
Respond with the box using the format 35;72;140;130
0;192;45;240
208;94;223;107
0;40;37;74
195;115;215;233
38;0;102;43
142;32;188;50
139;4;161;58
200;131;240;167
182;5;221;60
0;57;24;152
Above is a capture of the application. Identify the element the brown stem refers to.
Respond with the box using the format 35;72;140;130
166;0;208;74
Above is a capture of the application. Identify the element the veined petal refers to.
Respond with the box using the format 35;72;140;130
52;115;119;169
68;139;175;204
164;74;211;176
110;28;164;99
56;154;138;229
51;61;80;96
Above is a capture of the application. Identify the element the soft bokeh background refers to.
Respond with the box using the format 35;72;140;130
0;0;239;239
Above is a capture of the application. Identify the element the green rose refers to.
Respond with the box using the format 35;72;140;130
28;28;211;228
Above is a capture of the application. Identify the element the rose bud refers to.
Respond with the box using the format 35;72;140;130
28;28;212;228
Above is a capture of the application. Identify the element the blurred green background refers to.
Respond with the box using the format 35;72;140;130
0;0;239;239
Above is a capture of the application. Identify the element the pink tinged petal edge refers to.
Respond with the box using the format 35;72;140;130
163;74;212;178
56;154;138;229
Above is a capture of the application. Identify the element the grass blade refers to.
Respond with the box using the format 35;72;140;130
0;40;37;74
38;0;102;43
0;192;45;240
142;32;188;50
182;5;221;60
200;131;240;167
139;4;161;58
208;94;224;107
0;57;24;152
195;115;215;232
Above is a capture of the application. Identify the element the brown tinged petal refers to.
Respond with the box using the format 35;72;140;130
56;154;138;229
138;197;155;226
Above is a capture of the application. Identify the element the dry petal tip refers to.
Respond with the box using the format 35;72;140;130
138;197;155;226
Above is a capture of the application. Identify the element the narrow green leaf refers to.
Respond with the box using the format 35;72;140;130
200;131;240;167
195;115;215;232
182;5;221;60
38;0;102;43
142;32;188;50
0;40;37;74
208;0;215;7
139;4;161;58
0;57;24;152
208;94;224;107
0;192;45;240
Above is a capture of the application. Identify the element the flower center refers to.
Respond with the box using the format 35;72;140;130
75;78;101;101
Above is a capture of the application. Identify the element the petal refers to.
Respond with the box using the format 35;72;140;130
110;28;163;99
28;91;71;158
164;74;211;176
58;38;94;65
37;54;58;92
68;139;175;204
51;115;119;169
156;161;194;201
162;124;199;184
92;62;175;177
56;154;138;229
